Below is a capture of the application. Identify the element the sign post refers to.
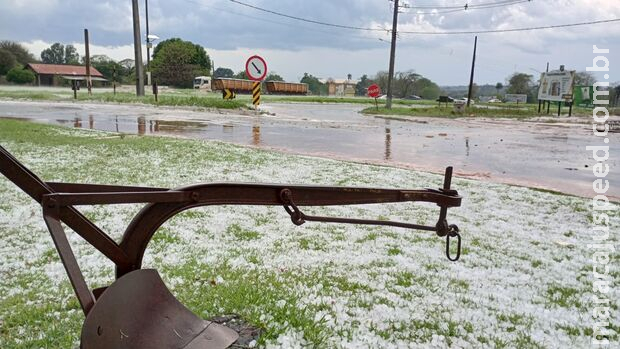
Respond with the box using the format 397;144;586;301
245;55;267;110
367;84;381;111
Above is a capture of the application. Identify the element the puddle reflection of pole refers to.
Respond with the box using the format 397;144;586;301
115;116;119;133
384;125;392;161
465;137;470;157
137;116;146;135
252;124;261;146
88;115;94;129
74;117;82;128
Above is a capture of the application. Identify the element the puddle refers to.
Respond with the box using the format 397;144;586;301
0;100;617;199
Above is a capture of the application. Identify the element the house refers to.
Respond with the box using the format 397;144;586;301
321;76;359;97
26;63;106;86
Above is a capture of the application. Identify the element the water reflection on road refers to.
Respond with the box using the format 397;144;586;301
0;101;617;199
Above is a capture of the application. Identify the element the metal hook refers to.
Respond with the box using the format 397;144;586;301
446;224;461;262
280;189;305;226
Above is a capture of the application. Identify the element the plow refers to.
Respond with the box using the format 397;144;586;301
0;144;462;348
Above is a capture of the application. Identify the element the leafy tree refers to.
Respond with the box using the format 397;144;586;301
89;55;123;82
506;73;533;94
265;72;284;81
0;49;17;75
420;85;441;100
393;70;421;98
0;41;36;65
355;74;373;96
574;71;596;86
214;67;234;78
150;38;211;88
495;82;503;95
41;43;80;64
234;71;249;79
300;73;326;95
6;67;35;84
64;45;79;64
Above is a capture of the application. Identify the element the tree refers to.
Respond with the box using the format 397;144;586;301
64;45;79;64
506;73;533;94
574;71;596;86
495;82;504;95
393;70;421;98
0;49;17;75
234;71;249;79
41;43;80;64
300;73;326;95
214;67;234;78
88;55;123;82
355;74;373;96
150;38;211;88
265;72;284;81
6;67;35;84
0;41;36;65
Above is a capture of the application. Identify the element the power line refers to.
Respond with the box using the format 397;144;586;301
228;0;386;31
399;18;620;34
409;0;529;10
408;0;532;15
227;0;617;36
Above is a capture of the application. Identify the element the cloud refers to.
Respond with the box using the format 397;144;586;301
3;0;620;85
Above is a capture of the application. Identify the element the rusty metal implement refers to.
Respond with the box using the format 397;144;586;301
0;144;462;348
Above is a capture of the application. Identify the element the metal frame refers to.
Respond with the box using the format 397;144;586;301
0;144;462;347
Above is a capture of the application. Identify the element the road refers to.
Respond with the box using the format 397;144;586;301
0;100;617;199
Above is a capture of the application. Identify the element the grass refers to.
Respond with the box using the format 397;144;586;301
0;118;618;348
361;103;598;119
0;90;247;110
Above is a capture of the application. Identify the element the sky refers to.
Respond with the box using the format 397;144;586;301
1;0;619;86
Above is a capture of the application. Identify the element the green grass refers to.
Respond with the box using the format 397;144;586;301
0;90;247;109
361;102;602;119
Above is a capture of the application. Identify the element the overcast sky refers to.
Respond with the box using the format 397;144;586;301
1;0;619;85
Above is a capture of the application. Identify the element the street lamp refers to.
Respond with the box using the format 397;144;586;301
146;34;159;86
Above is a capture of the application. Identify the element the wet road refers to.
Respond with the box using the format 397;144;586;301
0;100;617;199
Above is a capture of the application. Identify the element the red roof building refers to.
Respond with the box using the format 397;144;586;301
26;63;106;86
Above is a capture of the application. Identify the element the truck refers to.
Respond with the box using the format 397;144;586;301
193;76;212;91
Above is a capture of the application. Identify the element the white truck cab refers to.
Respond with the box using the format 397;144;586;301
193;76;212;91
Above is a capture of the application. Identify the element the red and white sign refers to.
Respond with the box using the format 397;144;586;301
245;55;268;81
367;84;381;98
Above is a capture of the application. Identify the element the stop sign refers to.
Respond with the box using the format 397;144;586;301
367;84;381;98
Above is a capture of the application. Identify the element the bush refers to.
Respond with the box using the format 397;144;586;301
0;48;17;75
6;67;35;84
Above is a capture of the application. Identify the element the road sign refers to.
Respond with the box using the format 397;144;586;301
222;89;236;100
367;84;381;98
245;55;267;81
252;81;261;107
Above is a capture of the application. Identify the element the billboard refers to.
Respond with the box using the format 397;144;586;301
573;85;594;108
505;94;528;104
538;70;576;102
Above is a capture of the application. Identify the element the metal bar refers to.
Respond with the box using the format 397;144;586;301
301;214;436;232
47;182;168;193
0;145;54;202
43;209;95;315
58;206;131;267
48;191;192;206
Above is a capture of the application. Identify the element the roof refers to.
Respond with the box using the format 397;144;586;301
27;63;104;77
61;75;108;82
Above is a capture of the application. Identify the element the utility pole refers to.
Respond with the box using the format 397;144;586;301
132;0;145;96
466;36;477;108
385;0;399;109
84;28;92;96
145;0;151;86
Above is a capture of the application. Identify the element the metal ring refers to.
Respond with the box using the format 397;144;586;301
446;231;461;262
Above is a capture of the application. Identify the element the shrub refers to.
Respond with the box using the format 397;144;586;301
6;67;35;84
0;48;17;75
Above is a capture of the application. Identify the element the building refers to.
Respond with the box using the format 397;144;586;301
26;63;106;86
321;77;358;97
